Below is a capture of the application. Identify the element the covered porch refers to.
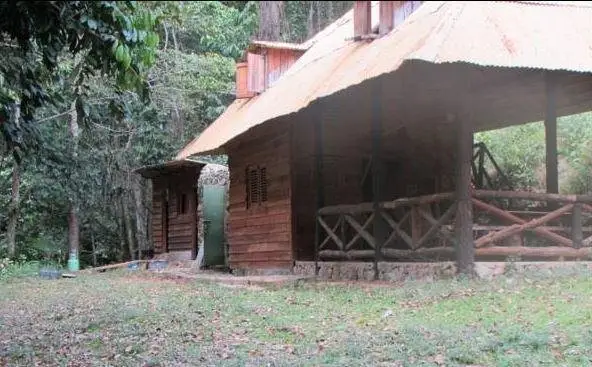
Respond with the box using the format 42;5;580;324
290;61;592;276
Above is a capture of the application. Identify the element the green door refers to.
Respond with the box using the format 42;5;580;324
203;184;226;266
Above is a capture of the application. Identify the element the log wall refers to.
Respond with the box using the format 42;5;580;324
151;170;199;256
152;178;166;254
227;121;293;269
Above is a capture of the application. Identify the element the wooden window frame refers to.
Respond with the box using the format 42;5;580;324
177;192;188;215
246;165;268;209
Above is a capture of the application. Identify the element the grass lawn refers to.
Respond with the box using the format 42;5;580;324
1;267;592;366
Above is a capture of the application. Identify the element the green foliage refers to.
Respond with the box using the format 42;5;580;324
476;122;546;190
175;1;256;59
476;112;592;194
0;1;163;156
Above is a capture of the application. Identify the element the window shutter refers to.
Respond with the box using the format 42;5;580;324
248;168;259;204
260;167;268;202
247;52;265;94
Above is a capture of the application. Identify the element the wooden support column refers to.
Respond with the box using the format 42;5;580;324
572;203;583;249
454;114;475;275
314;103;325;276
372;80;386;280
545;72;559;194
354;1;372;38
379;1;395;35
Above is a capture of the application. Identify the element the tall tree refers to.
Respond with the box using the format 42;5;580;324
258;1;284;41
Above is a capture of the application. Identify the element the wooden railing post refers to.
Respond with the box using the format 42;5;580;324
572;203;583;249
314;103;324;276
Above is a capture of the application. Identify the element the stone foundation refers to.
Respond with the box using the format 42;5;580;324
294;261;592;281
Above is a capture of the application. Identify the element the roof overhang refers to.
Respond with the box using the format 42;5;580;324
176;1;592;160
134;159;207;179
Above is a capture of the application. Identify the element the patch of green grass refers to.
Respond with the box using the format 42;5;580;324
1;269;592;366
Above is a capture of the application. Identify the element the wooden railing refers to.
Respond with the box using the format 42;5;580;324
316;190;592;262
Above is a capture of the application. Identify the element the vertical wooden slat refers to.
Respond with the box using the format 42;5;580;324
572;203;583;249
314;104;324;276
353;1;371;38
235;62;251;98
477;145;485;188
379;1;395;35
411;206;422;249
545;72;558;195
371;80;386;280
247;52;265;94
455;115;475;275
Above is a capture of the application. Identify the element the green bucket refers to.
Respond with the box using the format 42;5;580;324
67;253;80;272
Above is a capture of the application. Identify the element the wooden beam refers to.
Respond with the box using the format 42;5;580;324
371;80;385;280
318;216;344;250
473;190;592;204
382;192;455;209
411;206;422;249
353;1;372;38
545;72;559;194
319;247;592;261
572;203;583;249
379;1;395;36
417;204;457;248
455;114;475;274
345;213;375;250
472;198;573;247
344;214;376;249
314;104;325;275
475;204;573;248
475;246;591;259
381;210;413;249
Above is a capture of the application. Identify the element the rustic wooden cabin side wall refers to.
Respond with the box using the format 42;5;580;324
166;172;198;254
227;122;293;269
150;171;199;256
152;178;166;254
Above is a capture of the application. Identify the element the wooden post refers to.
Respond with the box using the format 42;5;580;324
455;115;475;275
572;203;583;249
353;1;371;39
372;80;386;280
314;103;324;276
545;72;559;194
379;1;395;36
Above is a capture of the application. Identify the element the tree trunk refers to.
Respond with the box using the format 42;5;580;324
121;195;137;260
258;1;284;41
90;226;97;267
307;1;315;39
68;101;80;270
133;176;148;260
6;159;20;258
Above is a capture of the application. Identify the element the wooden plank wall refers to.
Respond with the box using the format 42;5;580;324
152;178;166;254
266;49;304;88
150;171;199;255
227;122;293;269
166;172;198;254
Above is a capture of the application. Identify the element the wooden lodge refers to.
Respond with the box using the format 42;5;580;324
175;1;592;275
